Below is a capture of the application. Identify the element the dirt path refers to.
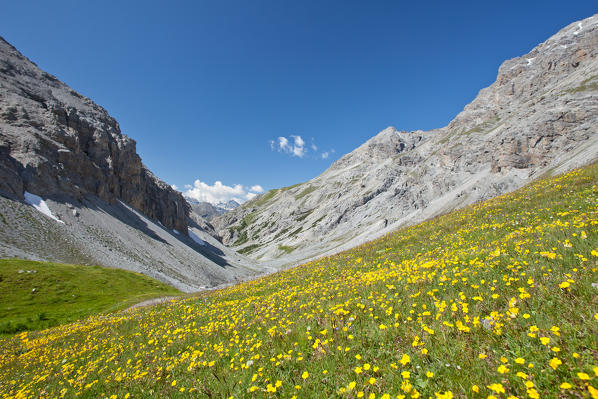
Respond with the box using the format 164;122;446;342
126;296;181;311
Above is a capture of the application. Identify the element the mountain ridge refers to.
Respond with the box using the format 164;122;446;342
213;14;598;263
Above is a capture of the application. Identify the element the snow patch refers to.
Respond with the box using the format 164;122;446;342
526;57;535;66
573;22;583;35
189;230;206;246
24;192;64;224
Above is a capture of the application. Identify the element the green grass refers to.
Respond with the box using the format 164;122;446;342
278;244;297;254
238;244;261;255
2;164;598;398
0;259;181;335
251;189;279;207
566;74;598;93
295;185;318;200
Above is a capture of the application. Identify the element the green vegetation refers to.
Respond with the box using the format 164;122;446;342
2;164;598;398
0;259;181;335
281;182;302;192
311;214;326;228
295;209;314;222
231;213;258;245
295;185;318;200
252;189;279;207
238;244;261;255
288;226;303;238
277;244;297;254
566;74;598;93
273;226;291;240
461;116;501;136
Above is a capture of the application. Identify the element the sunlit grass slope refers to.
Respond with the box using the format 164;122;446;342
2;164;598;398
0;259;181;335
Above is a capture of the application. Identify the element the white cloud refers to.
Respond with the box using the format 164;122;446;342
321;152;329;159
183;180;264;205
274;135;307;158
171;184;178;190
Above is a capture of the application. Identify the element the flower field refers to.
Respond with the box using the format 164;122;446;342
1;164;598;398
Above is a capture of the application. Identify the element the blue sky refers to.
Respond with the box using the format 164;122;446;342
2;1;596;203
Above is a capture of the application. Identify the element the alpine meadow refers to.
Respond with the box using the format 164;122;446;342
1;5;598;399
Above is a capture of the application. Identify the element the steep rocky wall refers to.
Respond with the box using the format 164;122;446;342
0;37;189;232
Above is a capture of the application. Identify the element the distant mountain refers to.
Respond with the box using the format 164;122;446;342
0;36;268;291
213;14;598;262
186;198;240;220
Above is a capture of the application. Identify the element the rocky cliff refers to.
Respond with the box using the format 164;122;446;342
0;37;189;233
214;14;598;262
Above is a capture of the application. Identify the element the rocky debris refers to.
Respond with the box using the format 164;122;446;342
0;193;264;292
214;14;598;263
0;36;188;233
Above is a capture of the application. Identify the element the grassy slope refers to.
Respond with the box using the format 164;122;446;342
1;164;598;398
0;259;181;335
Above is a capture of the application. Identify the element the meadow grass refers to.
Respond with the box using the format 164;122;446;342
1;164;598;398
0;259;181;335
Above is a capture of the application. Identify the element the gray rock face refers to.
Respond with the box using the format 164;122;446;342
214;14;598;263
0;37;188;232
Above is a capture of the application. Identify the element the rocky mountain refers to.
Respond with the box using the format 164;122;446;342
187;199;240;221
0;36;268;291
214;14;598;263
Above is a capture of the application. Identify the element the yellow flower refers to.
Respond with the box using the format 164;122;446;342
478;353;487;359
549;357;562;370
487;383;505;394
426;371;434;378
302;371;309;379
515;357;525;364
578;372;590;380
540;337;550;345
497;365;509;374
348;381;356;390
558;281;570;289
560;382;572;389
471;385;479;393
400;353;411;365
369;377;376;384
363;363;371;370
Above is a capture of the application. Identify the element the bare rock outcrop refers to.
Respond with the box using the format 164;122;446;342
0;37;189;232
